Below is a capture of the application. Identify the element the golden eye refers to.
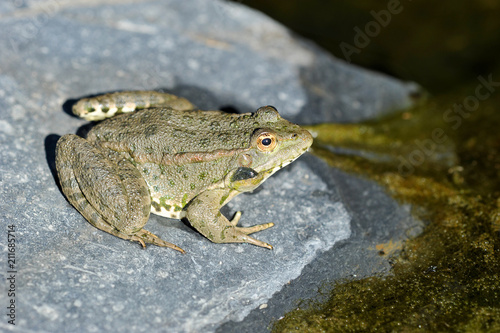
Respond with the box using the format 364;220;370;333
257;132;277;152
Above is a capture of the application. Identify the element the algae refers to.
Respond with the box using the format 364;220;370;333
272;91;500;331
233;1;500;330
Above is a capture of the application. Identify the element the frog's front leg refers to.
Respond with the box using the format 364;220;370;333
185;188;274;249
56;134;184;253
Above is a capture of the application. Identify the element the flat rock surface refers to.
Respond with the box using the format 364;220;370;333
0;1;421;332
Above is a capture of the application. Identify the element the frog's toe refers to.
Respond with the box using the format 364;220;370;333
222;223;274;249
136;229;185;253
236;222;274;234
240;235;273;250
132;236;147;248
229;211;242;226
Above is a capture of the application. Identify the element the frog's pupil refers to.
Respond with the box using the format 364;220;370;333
262;138;272;146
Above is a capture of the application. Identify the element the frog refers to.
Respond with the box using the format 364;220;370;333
56;91;313;253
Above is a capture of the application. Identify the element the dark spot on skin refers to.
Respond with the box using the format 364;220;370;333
218;133;229;142
61;180;73;189
78;199;89;211
152;201;161;212
210;121;220;129
139;187;149;196
199;138;210;148
69;192;85;201
145;125;157;138
90;211;100;224
140;113;151;124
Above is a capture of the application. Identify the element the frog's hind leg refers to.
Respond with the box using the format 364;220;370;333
56;134;184;253
72;91;195;121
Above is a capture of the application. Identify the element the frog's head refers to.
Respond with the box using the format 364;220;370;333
236;106;313;183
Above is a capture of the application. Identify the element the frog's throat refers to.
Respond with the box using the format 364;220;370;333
257;154;301;180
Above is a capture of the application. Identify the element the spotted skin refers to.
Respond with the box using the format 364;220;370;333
56;135;185;253
56;91;313;252
72;91;194;121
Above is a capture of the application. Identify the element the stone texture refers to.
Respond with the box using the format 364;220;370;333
0;1;420;332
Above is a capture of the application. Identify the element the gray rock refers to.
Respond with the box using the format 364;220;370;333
0;1;421;332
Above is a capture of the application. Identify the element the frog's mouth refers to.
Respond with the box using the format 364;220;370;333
256;138;313;180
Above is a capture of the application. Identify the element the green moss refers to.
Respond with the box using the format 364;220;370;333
273;94;500;332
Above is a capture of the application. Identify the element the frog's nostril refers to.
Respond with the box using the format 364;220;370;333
291;133;298;139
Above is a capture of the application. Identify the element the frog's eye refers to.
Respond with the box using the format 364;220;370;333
257;132;277;152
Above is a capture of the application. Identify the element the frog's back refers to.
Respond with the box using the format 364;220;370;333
88;107;256;154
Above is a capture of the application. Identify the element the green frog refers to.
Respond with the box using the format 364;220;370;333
56;91;313;253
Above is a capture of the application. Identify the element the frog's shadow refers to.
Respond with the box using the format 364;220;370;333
61;98;80;118
45;134;63;195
